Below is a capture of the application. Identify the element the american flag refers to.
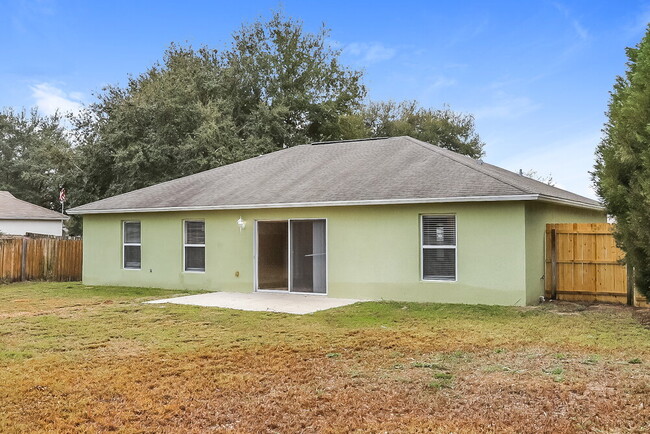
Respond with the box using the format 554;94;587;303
59;187;66;203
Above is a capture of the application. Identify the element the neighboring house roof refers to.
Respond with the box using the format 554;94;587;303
67;136;603;215
0;191;69;220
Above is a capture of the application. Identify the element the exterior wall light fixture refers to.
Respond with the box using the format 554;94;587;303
237;217;246;232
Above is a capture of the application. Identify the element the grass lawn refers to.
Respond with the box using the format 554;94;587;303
1;282;649;433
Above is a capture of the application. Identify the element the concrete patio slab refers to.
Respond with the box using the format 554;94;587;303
145;291;365;315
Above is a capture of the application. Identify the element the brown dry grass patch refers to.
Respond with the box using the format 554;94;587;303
1;282;649;433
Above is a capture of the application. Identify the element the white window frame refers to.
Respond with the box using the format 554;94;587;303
122;221;141;270
183;220;205;273
420;214;457;282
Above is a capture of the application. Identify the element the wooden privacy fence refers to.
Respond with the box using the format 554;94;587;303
545;223;649;306
0;238;82;282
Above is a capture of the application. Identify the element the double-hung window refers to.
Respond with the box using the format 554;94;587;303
184;221;205;272
421;215;456;281
123;221;141;269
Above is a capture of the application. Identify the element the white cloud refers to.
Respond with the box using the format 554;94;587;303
443;16;489;50
428;76;456;90
494;132;601;199
572;20;589;41
553;2;590;42
344;42;396;64
10;0;56;33
30;83;84;116
68;91;85;101
474;92;540;120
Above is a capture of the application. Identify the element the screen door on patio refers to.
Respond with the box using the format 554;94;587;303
290;220;326;294
256;219;326;293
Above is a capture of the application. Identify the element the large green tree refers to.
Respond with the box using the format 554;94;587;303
221;12;366;148
339;100;485;158
74;12;366;200
0;108;76;211
72;44;238;199
0;10;486;238
593;26;650;296
73;11;487;206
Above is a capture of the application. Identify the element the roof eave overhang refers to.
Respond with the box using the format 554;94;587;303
536;194;604;211
0;216;69;221
66;194;604;215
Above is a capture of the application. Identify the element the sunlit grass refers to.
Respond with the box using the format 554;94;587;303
1;281;649;432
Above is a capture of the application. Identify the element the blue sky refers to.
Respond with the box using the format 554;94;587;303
1;0;649;198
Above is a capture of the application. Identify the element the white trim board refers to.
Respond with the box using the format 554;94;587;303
0;217;68;221
67;194;604;215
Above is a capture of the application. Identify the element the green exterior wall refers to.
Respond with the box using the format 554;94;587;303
523;202;607;305
81;200;605;306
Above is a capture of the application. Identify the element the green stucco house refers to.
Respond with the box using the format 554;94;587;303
68;136;606;306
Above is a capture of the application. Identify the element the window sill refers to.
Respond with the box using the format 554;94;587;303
421;278;457;283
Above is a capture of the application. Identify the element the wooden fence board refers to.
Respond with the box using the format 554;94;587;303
545;223;642;305
0;239;23;282
0;237;82;283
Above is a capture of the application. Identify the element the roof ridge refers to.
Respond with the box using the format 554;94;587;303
68;135;603;214
401;136;531;195
309;137;388;146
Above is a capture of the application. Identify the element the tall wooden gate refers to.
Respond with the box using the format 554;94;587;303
545;223;632;304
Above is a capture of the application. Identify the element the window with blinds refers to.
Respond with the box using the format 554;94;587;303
123;221;141;269
184;221;205;272
421;215;456;281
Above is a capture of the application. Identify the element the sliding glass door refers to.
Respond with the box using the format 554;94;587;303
290;220;327;293
257;221;289;291
256;219;327;294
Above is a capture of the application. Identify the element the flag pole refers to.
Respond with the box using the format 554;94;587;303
59;187;66;215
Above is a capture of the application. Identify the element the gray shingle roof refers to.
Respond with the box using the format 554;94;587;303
0;191;69;220
68;136;602;214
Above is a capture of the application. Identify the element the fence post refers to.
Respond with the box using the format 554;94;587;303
627;262;634;306
550;228;558;300
21;238;27;281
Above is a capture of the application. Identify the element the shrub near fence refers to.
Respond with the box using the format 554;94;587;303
0;237;82;282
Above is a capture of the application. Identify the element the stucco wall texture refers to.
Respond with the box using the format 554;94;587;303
82;201;605;306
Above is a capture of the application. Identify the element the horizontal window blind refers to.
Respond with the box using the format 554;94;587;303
423;248;455;280
422;215;456;281
185;246;205;271
124;221;141;244
185;221;205;245
123;221;141;269
422;215;455;246
184;221;205;272
124;245;141;269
